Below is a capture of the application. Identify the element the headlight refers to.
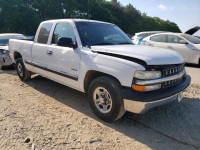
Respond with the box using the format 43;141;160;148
134;70;161;80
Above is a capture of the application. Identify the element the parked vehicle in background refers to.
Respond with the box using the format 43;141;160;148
25;36;35;41
143;33;200;65
9;19;190;122
185;26;200;35
132;31;166;45
184;26;200;39
0;33;26;69
127;34;134;43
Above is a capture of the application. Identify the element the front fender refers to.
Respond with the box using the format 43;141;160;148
78;52;145;92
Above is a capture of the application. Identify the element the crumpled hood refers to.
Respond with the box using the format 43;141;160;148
91;45;184;65
0;46;8;50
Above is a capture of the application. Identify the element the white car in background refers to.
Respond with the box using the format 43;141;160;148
132;31;166;45
143;33;200;65
0;33;27;69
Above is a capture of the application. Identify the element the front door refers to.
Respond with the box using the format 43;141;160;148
46;22;81;89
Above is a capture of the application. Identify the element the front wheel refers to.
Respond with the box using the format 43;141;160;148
16;58;31;81
88;76;125;122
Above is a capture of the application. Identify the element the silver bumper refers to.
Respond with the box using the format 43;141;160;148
124;93;181;114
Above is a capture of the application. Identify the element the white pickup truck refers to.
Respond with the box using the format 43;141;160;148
9;19;191;122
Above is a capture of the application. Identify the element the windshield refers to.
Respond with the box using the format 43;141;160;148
0;35;25;46
181;34;200;44
75;22;133;47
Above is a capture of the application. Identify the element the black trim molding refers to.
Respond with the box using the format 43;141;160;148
25;61;78;81
92;51;148;68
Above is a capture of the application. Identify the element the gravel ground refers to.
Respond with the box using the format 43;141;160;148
0;67;200;150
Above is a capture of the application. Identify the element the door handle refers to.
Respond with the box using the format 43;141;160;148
47;50;53;55
167;46;173;49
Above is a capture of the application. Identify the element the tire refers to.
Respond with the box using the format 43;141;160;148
199;59;200;67
16;58;31;81
88;76;125;122
0;64;5;70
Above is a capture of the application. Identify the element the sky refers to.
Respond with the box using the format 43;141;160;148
108;0;200;36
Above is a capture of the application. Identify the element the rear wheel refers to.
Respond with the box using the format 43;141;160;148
16;58;31;81
88;76;125;122
0;64;5;70
199;58;200;67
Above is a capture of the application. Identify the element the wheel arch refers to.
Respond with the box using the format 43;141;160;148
13;51;22;63
84;70;122;93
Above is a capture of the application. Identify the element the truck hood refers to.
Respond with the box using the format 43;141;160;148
0;46;8;50
91;45;184;65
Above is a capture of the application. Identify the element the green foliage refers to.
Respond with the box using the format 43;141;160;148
0;0;181;35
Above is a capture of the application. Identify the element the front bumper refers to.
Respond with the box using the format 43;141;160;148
0;54;13;66
122;75;191;114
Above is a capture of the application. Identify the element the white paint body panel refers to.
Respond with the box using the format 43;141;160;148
9;19;185;93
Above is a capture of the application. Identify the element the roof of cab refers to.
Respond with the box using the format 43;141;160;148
41;19;114;25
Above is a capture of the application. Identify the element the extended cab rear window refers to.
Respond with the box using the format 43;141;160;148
37;23;53;44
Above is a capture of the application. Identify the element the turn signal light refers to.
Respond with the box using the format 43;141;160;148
132;85;146;92
132;84;161;92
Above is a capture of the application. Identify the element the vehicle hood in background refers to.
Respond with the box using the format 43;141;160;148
185;26;200;35
195;44;200;50
0;46;8;50
91;45;184;65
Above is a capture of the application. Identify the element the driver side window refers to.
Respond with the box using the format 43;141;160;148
52;22;76;44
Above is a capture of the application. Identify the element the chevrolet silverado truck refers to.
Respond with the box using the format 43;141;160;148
9;19;191;122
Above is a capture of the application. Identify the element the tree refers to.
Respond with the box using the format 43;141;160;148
0;0;181;35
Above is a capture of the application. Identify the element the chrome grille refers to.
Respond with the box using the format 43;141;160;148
162;64;185;88
163;64;185;77
148;63;185;88
162;77;183;88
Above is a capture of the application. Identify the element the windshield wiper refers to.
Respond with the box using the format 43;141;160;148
92;42;114;46
118;42;133;45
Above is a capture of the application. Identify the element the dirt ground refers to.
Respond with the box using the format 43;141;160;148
0;67;200;150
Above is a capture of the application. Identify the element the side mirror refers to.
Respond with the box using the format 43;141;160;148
179;40;188;44
57;37;77;48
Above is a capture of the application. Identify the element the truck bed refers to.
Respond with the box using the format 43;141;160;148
9;39;34;63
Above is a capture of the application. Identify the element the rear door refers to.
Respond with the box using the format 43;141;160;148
31;22;53;76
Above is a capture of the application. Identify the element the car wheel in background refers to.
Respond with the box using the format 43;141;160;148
16;58;31;81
